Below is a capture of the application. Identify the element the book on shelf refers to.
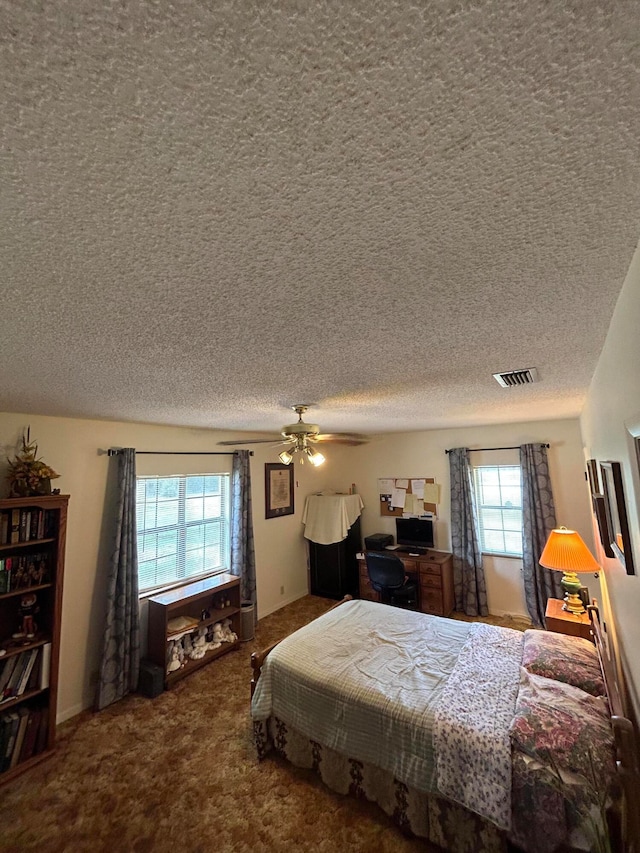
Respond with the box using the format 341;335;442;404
9;707;29;769
35;706;49;755
19;512;30;542
0;714;12;772
5;553;50;591
18;707;41;763
0;648;41;702
3;652;29;701
0;711;20;772
39;643;51;691
25;655;41;693
10;509;20;544
0;558;10;593
0;509;53;547
0;656;19;698
16;648;39;696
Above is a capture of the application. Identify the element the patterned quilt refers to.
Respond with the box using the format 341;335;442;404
251;599;524;830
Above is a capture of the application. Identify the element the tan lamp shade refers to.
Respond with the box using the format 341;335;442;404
539;526;600;614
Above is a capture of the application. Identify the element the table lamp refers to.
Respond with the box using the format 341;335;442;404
539;526;600;615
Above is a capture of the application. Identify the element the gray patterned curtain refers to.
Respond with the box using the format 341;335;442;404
95;448;140;710
449;448;488;616
230;450;257;617
520;443;562;627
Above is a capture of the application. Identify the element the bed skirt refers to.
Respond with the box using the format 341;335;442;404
254;715;507;853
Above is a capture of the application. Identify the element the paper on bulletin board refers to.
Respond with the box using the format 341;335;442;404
391;488;407;508
403;493;424;515
395;478;409;489
410;478;425;499
378;478;395;493
423;482;441;504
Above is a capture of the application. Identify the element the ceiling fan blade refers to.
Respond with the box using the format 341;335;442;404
217;436;285;445
312;433;370;445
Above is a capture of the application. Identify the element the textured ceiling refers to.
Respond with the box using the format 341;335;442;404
1;1;639;437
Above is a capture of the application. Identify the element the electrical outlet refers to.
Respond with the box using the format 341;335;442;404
280;585;285;595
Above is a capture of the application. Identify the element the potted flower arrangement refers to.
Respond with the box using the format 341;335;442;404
6;428;60;497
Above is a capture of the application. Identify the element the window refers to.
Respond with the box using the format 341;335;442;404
136;474;230;594
472;465;523;557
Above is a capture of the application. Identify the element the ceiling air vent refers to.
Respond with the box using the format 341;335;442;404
493;368;539;388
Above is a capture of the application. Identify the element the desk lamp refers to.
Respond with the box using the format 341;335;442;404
539;526;600;615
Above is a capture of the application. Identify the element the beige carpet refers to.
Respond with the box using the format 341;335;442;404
0;597;530;853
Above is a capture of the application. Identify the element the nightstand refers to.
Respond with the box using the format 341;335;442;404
545;598;593;642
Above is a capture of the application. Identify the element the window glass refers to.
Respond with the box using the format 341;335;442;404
473;465;523;557
136;474;230;593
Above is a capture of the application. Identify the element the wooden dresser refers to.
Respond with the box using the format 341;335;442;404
358;549;454;617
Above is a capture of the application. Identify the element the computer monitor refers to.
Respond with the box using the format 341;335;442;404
395;517;434;551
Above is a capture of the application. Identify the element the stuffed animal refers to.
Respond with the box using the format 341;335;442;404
175;639;186;664
190;633;207;659
182;633;194;657
211;622;224;647
221;618;238;643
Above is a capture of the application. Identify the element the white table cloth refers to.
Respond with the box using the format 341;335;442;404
301;493;364;544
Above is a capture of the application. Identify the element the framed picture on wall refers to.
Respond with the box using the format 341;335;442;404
592;494;614;558
265;462;295;519
586;459;600;495
600;460;635;575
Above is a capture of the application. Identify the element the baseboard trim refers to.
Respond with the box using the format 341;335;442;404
259;590;308;620
489;607;531;621
58;701;86;725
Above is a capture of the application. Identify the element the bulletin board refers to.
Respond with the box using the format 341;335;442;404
378;477;439;517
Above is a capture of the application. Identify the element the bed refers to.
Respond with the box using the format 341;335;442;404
250;597;640;853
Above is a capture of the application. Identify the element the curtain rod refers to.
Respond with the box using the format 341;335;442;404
445;444;549;455
106;449;253;457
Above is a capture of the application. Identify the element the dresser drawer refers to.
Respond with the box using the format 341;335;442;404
421;588;445;615
420;562;441;576
420;573;442;589
400;559;418;572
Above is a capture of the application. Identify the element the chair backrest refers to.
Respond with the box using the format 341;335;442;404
365;551;406;591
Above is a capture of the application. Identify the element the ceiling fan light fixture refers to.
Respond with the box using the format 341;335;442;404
278;449;294;465
306;447;325;467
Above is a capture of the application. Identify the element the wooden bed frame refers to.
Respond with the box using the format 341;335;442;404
251;596;640;852
587;603;640;853
250;595;352;698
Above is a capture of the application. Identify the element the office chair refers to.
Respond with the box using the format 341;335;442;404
365;551;418;610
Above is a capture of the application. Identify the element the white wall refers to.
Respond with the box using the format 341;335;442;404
580;240;640;721
336;418;594;619
0;413;342;722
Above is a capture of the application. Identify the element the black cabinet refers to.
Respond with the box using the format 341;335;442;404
308;518;361;600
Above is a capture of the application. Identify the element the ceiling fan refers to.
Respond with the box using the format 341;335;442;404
218;405;369;466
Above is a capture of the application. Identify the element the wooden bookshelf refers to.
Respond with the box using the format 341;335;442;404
147;573;241;688
0;495;69;785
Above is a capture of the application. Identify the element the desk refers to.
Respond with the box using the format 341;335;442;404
545;598;593;642
358;549;454;616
